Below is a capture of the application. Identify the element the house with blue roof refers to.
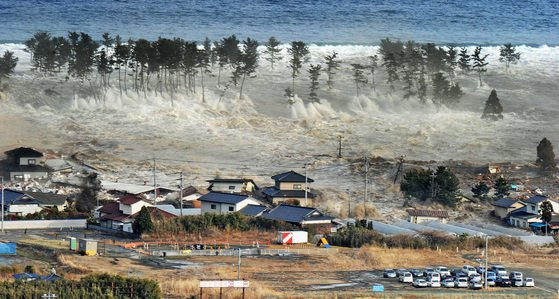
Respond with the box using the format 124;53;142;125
521;196;559;215
262;170;315;207
199;192;264;214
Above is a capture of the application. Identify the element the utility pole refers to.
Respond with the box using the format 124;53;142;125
237;248;241;280
484;235;488;289
153;158;157;201
1;176;4;234
337;135;343;158
304;162;308;206
178;172;184;217
430;170;436;200
347;188;351;218
364;157;368;219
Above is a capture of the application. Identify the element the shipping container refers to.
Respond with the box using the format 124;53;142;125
78;239;97;256
0;243;16;255
69;237;77;251
277;231;308;244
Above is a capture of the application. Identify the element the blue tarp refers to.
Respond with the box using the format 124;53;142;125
529;222;547;227
0;243;16;255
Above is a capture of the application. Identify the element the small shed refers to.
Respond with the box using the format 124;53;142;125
78;239;97;256
69;237;77;251
407;209;449;224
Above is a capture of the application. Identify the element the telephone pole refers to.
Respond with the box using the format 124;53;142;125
364;157;368;218
337;135;343;158
347;188;351;218
1;176;4;234
178;172;184;217
304;162;308;206
430;170;436;199
152;158;157;201
484;235;488;289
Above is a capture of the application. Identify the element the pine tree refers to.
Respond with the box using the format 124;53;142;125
493;177;510;198
235;37;259;99
499;43;521;73
471;46;489;86
481;89;504;120
457;47;470;74
471;182;490;199
0;51;18;86
417;65;427;104
431;72;463;107
540;201;554;224
383;53;399;91
536;137;557;170
350;63;367;96
263;36;282;70
288;41;310;95
308;64;321;103
323;51;341;90
132;206;154;235
446;45;458;80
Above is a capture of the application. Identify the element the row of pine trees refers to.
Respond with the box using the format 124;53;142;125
0;32;522;107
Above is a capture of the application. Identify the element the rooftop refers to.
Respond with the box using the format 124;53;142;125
239;204;268;216
199;192;251;205
262;204;332;224
4;147;43;158
406;209;449;218
271;170;314;183
523;196;548;205
119;195;144;205
207;178;255;184
492;198;523;208
23;191;69;206
509;210;540;220
262;187;315;198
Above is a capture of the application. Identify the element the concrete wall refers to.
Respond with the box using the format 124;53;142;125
8;204;42;216
0;219;87;230
10;172;49;181
409;215;448;224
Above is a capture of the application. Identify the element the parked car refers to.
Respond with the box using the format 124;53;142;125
491;265;507;277
442;278;455;288
509;271;523;281
450;268;462;276
462;265;477;276
486;271;497;280
512;278;523;287
383;269;397;278
524;277;535;287
396;269;407;277
469;280;483;289
476;266;486;274
423;268;435;277
410;269;423;277
428;279;441;288
413;279;428;288
486;277;496;286
454;271;467;279
399;272;413;283
435;266;451;277
455;277;468;288
427;272;441;282
496;277;512;287
469;273;482;283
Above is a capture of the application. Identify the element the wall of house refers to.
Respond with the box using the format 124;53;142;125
119;201;151;215
494;207;511;219
272;197;310;206
510;216;540;229
235;198;261;211
19;157;42;166
211;182;243;193
10;171;48;181
8;204;42;216
201;201;236;214
279;182;306;190
409;215;448;224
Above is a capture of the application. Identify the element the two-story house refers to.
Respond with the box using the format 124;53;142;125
508;196;559;229
199;192;263;214
5;190;69;216
262;170;315;206
206;178;258;194
2;147;49;181
491;198;526;219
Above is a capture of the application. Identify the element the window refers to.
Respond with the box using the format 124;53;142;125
531;205;536;212
228;186;236;190
293;184;302;190
228;206;234;212
28;159;36;165
211;204;217;210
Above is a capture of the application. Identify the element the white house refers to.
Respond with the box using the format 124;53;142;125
7;191;69;216
207;178;258;194
199;192;263;214
3;147;49;181
522;196;559;215
118;195;152;215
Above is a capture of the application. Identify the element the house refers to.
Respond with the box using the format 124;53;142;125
492;198;526;219
548;214;559;234
521;196;559;215
207;178;258;194
2;147;49;181
508;210;541;229
262;170;315;206
45;159;73;173
101;180;178;201
407;209;449;224
7;191;69;216
199;192;262;214
261;204;334;233
239;204;268;217
97;195;175;233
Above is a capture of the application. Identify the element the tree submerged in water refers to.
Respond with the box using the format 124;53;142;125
536;137;556;171
482;89;504;120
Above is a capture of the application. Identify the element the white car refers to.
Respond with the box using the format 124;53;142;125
413;279;428;288
470;273;482;283
462;265;477;276
512;278;523;287
490;265;507;277
469;280;483;289
509;271;523;281
455;277;468;288
524;277;535;287
435;266;451;277
442;278;455;288
399;272;413;283
428;272;441;282
428;279;441;288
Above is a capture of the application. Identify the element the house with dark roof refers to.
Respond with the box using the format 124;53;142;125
407;209;449;224
2;147;49;181
521;196;559;216
491;198;526;219
199;192;263;214
207;178;258;194
7;190;69;216
239;204;268;217
261;204;333;233
97;195;174;233
262;170;315;206
508;209;541;229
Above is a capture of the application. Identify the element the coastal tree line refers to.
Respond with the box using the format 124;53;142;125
0;32;522;107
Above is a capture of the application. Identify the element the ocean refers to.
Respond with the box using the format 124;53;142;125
0;0;557;45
